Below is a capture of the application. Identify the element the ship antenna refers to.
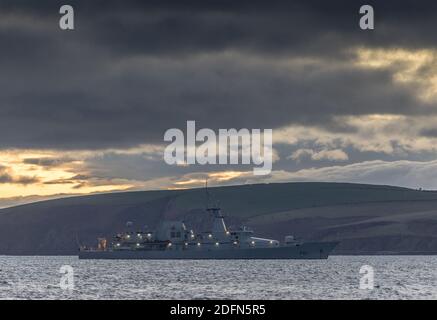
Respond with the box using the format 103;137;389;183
75;233;82;249
205;178;210;209
205;178;221;211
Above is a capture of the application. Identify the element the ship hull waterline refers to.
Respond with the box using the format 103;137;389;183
79;241;338;260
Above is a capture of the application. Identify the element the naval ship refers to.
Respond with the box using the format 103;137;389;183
79;191;338;260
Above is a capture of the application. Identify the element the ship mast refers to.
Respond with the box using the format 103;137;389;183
205;179;228;235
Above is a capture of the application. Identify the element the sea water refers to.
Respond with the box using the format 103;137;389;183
0;255;436;299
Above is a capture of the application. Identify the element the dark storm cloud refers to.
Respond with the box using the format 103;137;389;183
0;172;14;184
23;157;76;167
0;166;39;185
3;0;437;57
43;174;89;185
420;128;437;138
0;0;436;150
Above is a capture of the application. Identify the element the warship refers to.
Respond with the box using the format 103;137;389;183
79;186;338;260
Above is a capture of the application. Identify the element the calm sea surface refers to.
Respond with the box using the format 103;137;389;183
0;255;436;299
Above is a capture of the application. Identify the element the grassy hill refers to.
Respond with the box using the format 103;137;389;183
1;182;437;255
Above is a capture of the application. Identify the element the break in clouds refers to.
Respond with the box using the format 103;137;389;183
2;0;437;205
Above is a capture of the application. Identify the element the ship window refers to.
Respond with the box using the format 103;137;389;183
176;232;181;238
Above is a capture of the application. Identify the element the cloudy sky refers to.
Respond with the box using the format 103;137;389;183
2;0;437;207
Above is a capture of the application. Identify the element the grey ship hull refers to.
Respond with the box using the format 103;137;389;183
79;241;338;260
